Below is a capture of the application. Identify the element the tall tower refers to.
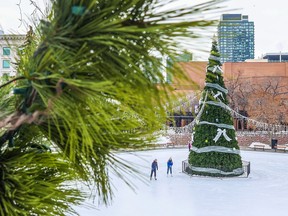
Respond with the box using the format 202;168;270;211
218;14;254;63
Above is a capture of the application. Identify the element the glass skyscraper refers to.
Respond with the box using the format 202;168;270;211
218;14;255;63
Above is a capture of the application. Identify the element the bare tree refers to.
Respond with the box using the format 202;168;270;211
249;78;288;125
226;73;288;128
226;70;251;112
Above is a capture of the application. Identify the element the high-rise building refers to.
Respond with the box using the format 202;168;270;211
218;14;255;63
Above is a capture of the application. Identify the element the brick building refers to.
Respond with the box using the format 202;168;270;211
173;61;288;126
175;61;288;89
223;62;288;81
168;61;288;146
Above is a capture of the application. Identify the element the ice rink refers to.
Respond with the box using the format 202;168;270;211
73;148;288;216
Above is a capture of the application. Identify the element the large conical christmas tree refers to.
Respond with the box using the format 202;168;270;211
188;39;243;177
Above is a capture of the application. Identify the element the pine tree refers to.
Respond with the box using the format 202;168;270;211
0;0;225;215
188;39;243;177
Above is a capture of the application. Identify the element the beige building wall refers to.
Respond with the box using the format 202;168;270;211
0;34;25;77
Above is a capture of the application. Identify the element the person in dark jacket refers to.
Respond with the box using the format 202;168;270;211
188;141;192;151
150;159;158;180
167;157;173;176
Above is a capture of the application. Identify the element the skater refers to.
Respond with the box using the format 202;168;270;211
150;159;158;180
167;157;173;176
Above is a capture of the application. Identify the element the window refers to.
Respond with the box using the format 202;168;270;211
3;47;10;56
3;60;10;68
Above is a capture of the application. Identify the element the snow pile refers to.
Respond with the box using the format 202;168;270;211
249;142;271;150
154;135;172;145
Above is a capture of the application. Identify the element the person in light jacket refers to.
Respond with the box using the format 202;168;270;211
167;157;173;176
150;159;158;180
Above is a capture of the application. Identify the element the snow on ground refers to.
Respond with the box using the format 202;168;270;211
73;148;288;216
249;142;272;149
154;135;172;146
249;142;288;150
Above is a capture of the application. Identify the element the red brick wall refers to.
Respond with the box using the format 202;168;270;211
173;61;288;92
223;62;288;79
236;133;288;147
167;132;288;147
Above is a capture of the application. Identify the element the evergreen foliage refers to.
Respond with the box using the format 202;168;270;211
0;0;225;214
188;39;243;177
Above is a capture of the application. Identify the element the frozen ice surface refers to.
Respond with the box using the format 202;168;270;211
73;148;288;216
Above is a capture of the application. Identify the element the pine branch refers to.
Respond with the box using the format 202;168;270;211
0;76;25;89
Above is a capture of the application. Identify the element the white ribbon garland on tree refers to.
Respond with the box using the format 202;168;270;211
212;90;224;101
182;92;208;133
198;121;235;130
205;101;228;109
170;74;288;135
207;65;223;74
205;83;228;94
172;86;288;136
189;165;244;176
191;145;240;154
208;55;220;61
213;128;232;142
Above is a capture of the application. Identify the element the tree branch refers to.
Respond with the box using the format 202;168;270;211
0;76;25;89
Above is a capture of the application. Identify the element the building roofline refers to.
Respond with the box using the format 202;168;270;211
263;53;288;56
0;34;26;40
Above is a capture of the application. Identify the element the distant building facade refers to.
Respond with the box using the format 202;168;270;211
176;61;288;90
173;61;288;131
262;53;288;62
218;14;255;63
0;33;25;77
223;62;288;80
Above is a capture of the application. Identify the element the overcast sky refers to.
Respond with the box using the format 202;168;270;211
0;0;287;59
222;0;288;59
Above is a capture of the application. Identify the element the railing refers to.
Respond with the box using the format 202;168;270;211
165;127;288;136
242;160;250;177
182;160;250;178
182;160;190;174
237;131;288;136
